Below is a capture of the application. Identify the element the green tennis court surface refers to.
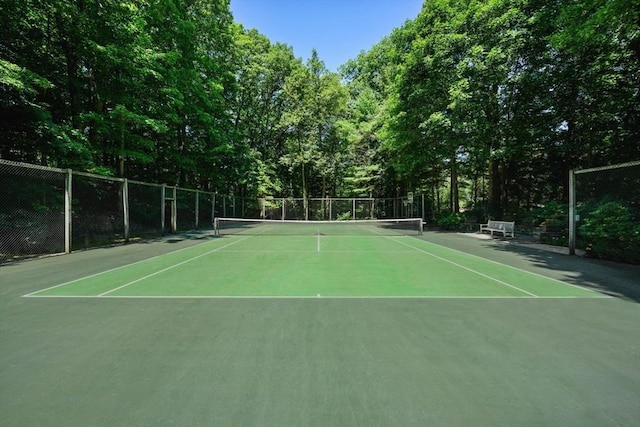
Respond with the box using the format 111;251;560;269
25;231;601;298
3;229;638;427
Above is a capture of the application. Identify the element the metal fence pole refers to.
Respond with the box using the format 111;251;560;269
568;170;576;255
195;191;199;229
212;193;216;225
65;169;72;253
171;187;177;233
123;178;130;242
161;184;166;235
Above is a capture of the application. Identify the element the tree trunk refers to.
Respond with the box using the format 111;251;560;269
489;157;502;218
450;152;459;213
119;117;125;177
301;162;308;220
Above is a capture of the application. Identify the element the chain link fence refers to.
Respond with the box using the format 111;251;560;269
72;172;125;250
128;181;164;239
1;159;427;263
0;161;67;260
571;161;640;264
0;160;216;263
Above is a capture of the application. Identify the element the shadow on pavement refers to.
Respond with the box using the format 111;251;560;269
425;231;640;303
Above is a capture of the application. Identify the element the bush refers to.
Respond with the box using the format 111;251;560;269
531;201;568;231
579;201;640;264
436;212;465;230
336;211;352;221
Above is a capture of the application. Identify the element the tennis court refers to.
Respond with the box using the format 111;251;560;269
2;222;639;426
24;219;602;299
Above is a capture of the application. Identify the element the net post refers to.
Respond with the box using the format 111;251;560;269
568;169;576;255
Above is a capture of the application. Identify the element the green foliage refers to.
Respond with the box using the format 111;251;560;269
530;202;568;231
579;201;640;264
1;0;638;235
0;59;53;93
436;212;465;230
279;50;348;198
336;211;353;221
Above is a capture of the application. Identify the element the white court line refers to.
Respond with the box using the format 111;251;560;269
214;250;419;253
363;228;538;297
23;227;608;300
22;235;227;297
25;294;605;300
391;237;539;297
98;236;253;296
413;237;603;295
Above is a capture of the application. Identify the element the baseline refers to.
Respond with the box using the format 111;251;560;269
18;294;603;300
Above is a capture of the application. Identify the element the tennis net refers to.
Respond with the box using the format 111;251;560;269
213;218;424;236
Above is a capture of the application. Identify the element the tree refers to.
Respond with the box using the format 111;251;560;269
229;25;300;197
280;50;347;206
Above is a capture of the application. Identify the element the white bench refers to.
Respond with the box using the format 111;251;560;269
480;220;515;238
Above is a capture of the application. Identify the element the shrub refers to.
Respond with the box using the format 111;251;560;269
336;211;352;221
579;201;640;264
531;201;568;231
436;212;465;230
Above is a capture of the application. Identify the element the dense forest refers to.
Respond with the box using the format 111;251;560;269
2;0;639;222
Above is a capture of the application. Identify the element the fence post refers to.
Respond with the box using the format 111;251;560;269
123;178;130;242
568;169;576;255
171;187;177;233
195;191;199;229
161;184;166;235
212;193;216;225
65;169;72;253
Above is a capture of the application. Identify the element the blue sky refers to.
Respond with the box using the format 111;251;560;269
230;0;424;72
